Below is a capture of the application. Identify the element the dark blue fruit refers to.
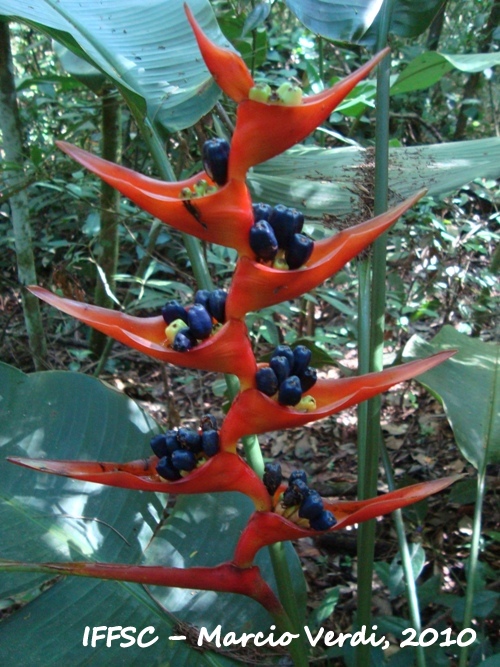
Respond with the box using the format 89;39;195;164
309;510;337;531
292;345;312;376
283;479;310;506
177;428;202;453
278;375;303;406
164;430;180;455
249;220;278;261
172;330;195;352
201;430;219;457
298;490;324;520
289;470;307;485
285;233;314;269
255;367;279;396
272;345;295;369
187;304;213;339
161;300;188;325
194;289;211;310
156;456;182;481
201;414;217;431
207;289;227;324
269;205;302;249
263;462;282;496
150;433;168;458
299;366;317;392
171;449;197;471
202;138;230;186
252;202;273;222
269;355;290;385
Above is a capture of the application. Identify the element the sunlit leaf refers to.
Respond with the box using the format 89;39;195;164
0;0;225;132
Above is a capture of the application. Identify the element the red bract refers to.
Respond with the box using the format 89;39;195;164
219;350;456;451
9;452;272;511
185;4;389;181
5;559;284;618
29;286;256;387
226;191;426;318
233;476;458;567
56;141;254;254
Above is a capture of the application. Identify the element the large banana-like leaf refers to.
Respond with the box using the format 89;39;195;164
248;138;500;220
0;0;225;132
283;0;445;45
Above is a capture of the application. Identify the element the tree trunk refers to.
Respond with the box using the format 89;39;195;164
0;20;47;370
90;89;121;358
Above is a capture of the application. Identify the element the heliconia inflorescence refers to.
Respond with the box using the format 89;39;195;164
9;2;458;649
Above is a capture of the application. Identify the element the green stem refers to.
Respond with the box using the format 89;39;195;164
458;468;486;667
90;89;121;358
380;441;426;667
356;1;395;663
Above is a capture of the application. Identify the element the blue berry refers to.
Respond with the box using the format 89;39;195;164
292;345;312;376
187;304;213;339
256;367;279;396
252;202;273;222
285;233;314;269
269;205;302;249
299;366;317;392
249;220;278;261
298;490;324;520
207;289;227;324
289;470;307;485
272;345;295;369
269;355;291;386
278;375;303;406
156;456;182;481
177;428;202;454
309;510;337;531
263;462;283;496
283;479;310;506
161;300;188;325
172;449;197;471
150;433;168;458
164;430;180;455
201;430;219;457
172;330;196;352
201;414;217;431
202;138;230;186
194;289;211;310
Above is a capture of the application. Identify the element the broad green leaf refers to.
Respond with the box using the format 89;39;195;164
0;0;225;132
249;138;500;220
391;51;500;95
0;362;240;666
283;0;444;45
283;0;383;42
403;327;500;470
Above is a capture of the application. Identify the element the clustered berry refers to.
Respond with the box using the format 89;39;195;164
263;464;337;532
255;344;317;411
250;202;314;270
162;289;227;352
151;414;220;481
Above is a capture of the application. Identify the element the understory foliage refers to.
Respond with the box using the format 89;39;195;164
0;1;498;667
